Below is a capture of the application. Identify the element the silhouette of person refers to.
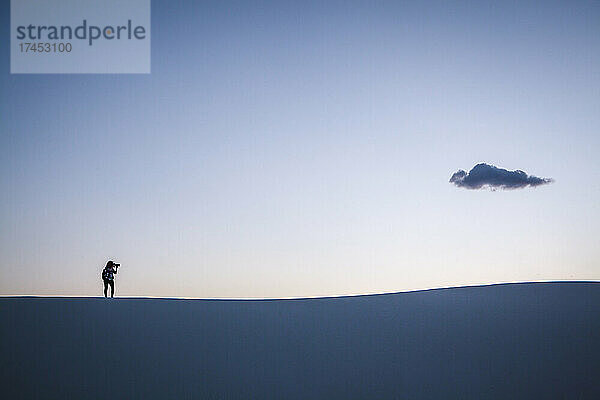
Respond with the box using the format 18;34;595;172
102;260;120;298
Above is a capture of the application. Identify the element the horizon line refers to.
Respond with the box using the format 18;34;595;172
1;280;598;302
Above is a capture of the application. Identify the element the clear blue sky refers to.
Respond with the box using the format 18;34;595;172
1;0;599;297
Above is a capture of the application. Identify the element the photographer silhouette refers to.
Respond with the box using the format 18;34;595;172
101;260;120;298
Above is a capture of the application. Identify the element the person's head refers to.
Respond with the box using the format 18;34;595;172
106;260;114;269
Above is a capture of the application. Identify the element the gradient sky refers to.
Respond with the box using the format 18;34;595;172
1;0;599;298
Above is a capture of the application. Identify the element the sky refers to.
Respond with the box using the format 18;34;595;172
1;0;599;298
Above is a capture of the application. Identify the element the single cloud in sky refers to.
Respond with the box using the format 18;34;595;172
449;163;553;190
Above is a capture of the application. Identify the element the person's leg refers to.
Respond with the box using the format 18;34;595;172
103;280;108;297
110;280;115;298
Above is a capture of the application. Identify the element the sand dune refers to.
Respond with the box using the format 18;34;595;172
1;282;599;399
